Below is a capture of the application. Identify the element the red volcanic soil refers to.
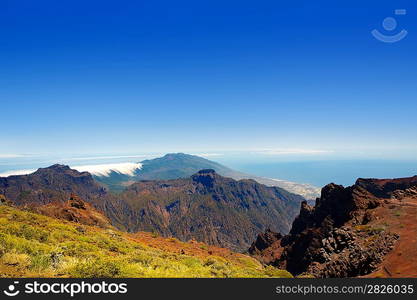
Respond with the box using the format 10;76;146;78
32;194;111;228
364;196;417;278
126;232;253;264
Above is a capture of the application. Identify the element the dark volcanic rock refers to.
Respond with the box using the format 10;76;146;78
0;194;12;206
248;229;284;265
191;169;217;189
249;176;417;277
69;195;87;210
289;200;314;235
249;229;282;254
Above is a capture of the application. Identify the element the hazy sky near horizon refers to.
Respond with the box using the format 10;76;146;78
1;0;417;159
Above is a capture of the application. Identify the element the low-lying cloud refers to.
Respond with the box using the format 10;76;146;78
0;169;37;177
72;162;143;176
0;162;143;178
252;148;333;155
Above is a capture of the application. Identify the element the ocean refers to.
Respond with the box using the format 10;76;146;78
220;160;417;187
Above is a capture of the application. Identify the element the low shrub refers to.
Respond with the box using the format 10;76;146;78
68;258;124;278
2;251;31;269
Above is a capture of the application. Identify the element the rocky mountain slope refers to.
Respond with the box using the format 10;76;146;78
110;169;303;251
249;176;417;278
0;165;304;252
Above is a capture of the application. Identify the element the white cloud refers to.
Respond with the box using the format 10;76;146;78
0;154;26;159
67;155;152;161
191;153;224;158
72;162;142;177
252;148;333;155
0;162;143;178
0;169;37;177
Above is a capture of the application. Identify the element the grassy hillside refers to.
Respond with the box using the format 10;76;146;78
0;204;292;278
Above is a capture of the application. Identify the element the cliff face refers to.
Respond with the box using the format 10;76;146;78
249;176;417;278
112;169;303;251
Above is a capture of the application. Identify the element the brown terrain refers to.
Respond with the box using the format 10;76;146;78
249;176;417;278
32;194;112;229
128;232;252;263
364;187;417;277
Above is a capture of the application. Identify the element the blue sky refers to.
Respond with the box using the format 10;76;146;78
1;0;417;159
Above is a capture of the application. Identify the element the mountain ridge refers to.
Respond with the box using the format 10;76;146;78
0;153;321;199
0;164;304;252
113;168;303;251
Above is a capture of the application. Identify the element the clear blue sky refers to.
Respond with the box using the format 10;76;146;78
1;0;416;158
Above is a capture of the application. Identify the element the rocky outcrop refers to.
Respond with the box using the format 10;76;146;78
248;229;283;264
355;176;417;199
0;194;12;206
391;186;417;200
34;194;112;228
249;176;417;277
249;229;282;254
307;227;398;277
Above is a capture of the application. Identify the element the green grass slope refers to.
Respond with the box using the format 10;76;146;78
0;204;292;278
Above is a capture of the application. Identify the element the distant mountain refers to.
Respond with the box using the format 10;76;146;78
90;153;320;199
0;164;106;206
0;165;304;252
137;153;234;180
